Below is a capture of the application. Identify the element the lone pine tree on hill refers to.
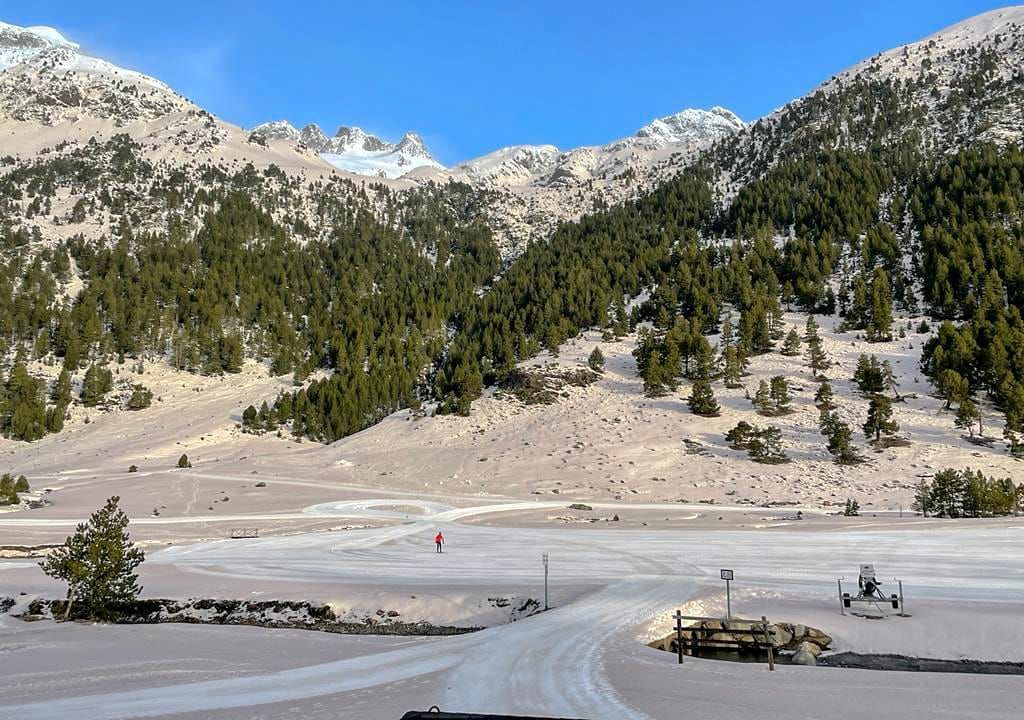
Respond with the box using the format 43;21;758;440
955;397;983;437
687;376;720;417
864;394;899;441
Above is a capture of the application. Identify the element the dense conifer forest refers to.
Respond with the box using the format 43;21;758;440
3;62;1024;451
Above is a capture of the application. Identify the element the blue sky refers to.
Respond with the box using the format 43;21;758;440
4;1;1013;163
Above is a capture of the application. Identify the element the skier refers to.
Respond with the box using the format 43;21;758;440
434;531;445;553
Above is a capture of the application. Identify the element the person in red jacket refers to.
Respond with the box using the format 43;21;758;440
434;531;444;553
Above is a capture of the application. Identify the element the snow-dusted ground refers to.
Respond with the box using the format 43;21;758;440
2;497;1023;719
2;312;1023;718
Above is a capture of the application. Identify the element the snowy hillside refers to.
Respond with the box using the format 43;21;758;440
0;22;77;69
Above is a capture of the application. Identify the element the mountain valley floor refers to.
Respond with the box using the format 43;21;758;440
1;314;1023;719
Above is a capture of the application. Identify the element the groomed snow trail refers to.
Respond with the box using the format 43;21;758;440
4;499;1023;719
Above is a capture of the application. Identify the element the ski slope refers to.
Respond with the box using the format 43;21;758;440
3;499;1023;719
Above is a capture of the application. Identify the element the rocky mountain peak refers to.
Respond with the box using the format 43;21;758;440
635;106;745;145
0;21;186;127
0;22;77;69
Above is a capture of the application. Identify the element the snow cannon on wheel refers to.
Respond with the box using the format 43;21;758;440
838;565;906;617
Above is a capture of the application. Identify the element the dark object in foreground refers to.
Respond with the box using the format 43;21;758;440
402;710;589;720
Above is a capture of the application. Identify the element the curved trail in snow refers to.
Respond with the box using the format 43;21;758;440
4;499;1024;719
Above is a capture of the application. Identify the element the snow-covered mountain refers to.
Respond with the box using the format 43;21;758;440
635;106;744;144
0;20;336;184
403;106;746;254
250;120;443;179
434;106;745;190
0;21;184;125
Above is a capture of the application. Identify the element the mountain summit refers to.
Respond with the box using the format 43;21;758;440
250;120;442;179
0;22;78;69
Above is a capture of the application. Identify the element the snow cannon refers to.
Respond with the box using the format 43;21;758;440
857;564;883;598
838;564;906;617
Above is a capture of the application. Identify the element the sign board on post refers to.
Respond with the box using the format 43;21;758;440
720;569;734;619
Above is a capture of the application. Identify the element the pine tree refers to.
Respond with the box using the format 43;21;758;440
126;384;152;411
937;369;969;409
824;415;862;465
913;480;934;517
769;375;792;414
804;315;821;343
720;345;746;388
814;381;835;410
242;405;258;431
50;368;72;406
80;364;113;407
40;496;145;619
748;425;787;464
752;380;772;414
725;421;756;450
781;328;801;356
955;398;982;437
853;354;886;394
863;394;899;441
588;346;605;373
805;336;830;378
2;364;47;441
612;297;629;337
177;453;191;468
0;474;23;505
866;266;894;342
688;377;720;417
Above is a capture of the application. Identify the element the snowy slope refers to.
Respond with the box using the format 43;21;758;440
0;22;76;69
0;21;171;92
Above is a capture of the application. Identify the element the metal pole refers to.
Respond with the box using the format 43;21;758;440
726;579;732;620
898;579;905;616
675;612;683;665
543;553;549;611
838;578;845;615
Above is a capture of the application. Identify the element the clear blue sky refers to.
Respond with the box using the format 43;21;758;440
4;1;1014;163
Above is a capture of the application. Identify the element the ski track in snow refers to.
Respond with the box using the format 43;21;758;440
3;499;1024;719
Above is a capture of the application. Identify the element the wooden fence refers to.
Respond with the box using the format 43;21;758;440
672;613;776;670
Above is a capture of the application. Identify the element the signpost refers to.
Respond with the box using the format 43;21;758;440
543;552;549;610
720;569;734;619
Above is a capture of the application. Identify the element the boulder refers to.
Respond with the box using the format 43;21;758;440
772;624;794;647
791;642;819;666
804;627;833;649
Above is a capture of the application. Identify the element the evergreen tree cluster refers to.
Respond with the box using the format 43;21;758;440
0;472;30;505
913;468;1021;518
